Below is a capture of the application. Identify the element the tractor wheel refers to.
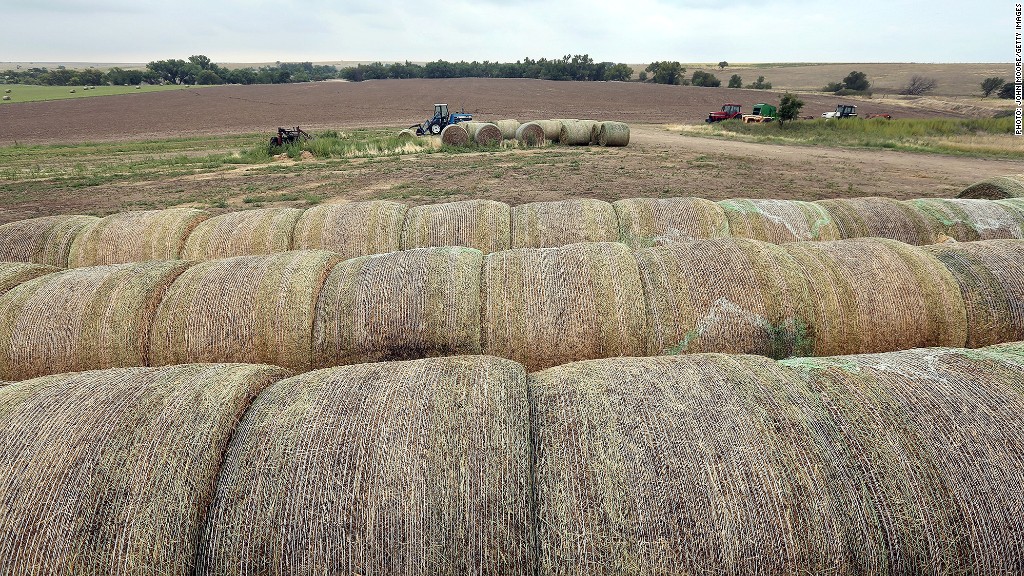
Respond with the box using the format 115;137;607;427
430;123;442;135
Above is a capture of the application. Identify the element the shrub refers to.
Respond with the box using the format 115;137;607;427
747;75;772;89
728;74;742;88
691;70;721;87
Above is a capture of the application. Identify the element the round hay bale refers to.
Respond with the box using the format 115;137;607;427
904;198;1024;241
0;363;289;574
532;119;563;141
181;207;303;261
510;199;619;248
515;122;546;146
815;197;937;245
440;123;470;147
0;214;99;268
472;123;503;146
481;242;647;371
0;260;192;380
398;128;417;140
196;356;533;575
149;250;341;371
312;247;483;367
924;240;1024;348
68;207;211;267
636;238;815;358
495;119;521;140
0;262;57;296
291;200;407;259
401;199;511;254
957;174;1024;199
597;121;630;147
719;198;841;243
613;196;730;248
558;120;598;145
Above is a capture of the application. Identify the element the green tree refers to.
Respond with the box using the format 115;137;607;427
822;81;843;92
638;71;648;82
998;82;1016;99
842;70;870;91
718;61;729;70
982;77;1006;97
778;92;804;125
747;76;772;89
691;70;721;87
605;63;634;81
196;69;223;85
644;61;684;84
728;74;742;88
188;55;212;70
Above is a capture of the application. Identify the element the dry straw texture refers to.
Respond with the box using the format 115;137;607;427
474;123;503;146
495;119;521;139
0;262;57;296
181;207;303;260
719;198;841;243
957;174;1024;199
0;214;98;268
510;199;619;248
531;345;1024;575
597;121;630;147
440;123;470;147
312;247;483;367
398;128;417;140
0;363;288;575
291;201;407;259
533;120;563;141
904;198;1024;241
558;120;597;145
613;196;730;248
816;197;937;245
196;356;534;576
482;242;647;371
515;122;546;146
69;208;211;267
149;250;340;371
0;261;191;380
924;240;1024;347
401;199;511;253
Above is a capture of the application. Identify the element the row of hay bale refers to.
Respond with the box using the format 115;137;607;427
0;237;1021;380
439;118;630;148
3;343;1024;574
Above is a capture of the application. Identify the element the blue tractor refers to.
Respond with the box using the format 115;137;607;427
412;103;472;136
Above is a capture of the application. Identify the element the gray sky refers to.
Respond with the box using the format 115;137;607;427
0;0;1009;64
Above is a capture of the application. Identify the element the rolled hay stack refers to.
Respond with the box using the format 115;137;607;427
481;242;647;371
597;121;630;147
68;207;211;267
0;363;289;575
636;238;816;358
495;119;521;140
510;199;619;248
531;346;1024;575
924;240;1024;347
815;197;937;245
0;214;99;268
515;121;546;146
719;198;842;243
398;128;417;140
149;250;340;371
558;120;599;145
312;247;483;367
461;122;503;146
904;198;1024;241
613;196;730;248
291;200;407;259
440;123;470;147
180;207;303;261
957;174;1024;199
0;262;58;296
196;356;533;575
532;119;563;141
0;260;192;381
401;199;511;253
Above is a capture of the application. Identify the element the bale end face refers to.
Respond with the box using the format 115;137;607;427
515;122;546;147
441;124;470;147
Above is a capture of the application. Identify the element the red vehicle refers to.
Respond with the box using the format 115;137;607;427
706;103;742;123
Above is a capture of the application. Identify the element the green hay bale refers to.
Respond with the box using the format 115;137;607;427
495;119;521;140
481;242;647;371
515;122;546;146
924;240;1024;347
903;198;1024;241
401;199;511;254
149;250;340;371
558;120;598;145
0;214;99;268
69;208;211;267
0;262;58;296
597;121;630;147
312;247;483;367
181;207;303;260
957;174;1024;199
196;356;533;575
440;123;470;147
815;197;937;245
0;363;289;575
613;197;730;248
291;201;407;259
510;199;619;248
719;198;841;243
532;120;563;141
0;261;192;381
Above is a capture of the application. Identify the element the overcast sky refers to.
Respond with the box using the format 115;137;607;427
0;0;1010;64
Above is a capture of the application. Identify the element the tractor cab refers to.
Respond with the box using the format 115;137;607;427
706;103;742;123
414;103;473;136
822;104;858;119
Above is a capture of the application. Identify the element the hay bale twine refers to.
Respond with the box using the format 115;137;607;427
904;198;1024;241
68;207;211;267
613;196;730;248
0;260;192;380
196;356;533;575
292;200;407;259
481;242;647;371
957;174;1024;199
515;122;546;146
532;119;563;141
401;199;511;253
597;121;631;147
558;120;598;145
924;240;1024;348
149;250;340;371
0;262;57;296
636;238;815;358
0;363;289;575
398;128;417;140
719;198;841;243
510;199;619;248
312;247;483;367
495;119;521;140
440;123;470;147
180;207;303;261
815;197;937;245
0;214;98;267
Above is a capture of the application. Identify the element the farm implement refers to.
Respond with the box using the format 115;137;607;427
411;103;472;136
269;126;312;148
